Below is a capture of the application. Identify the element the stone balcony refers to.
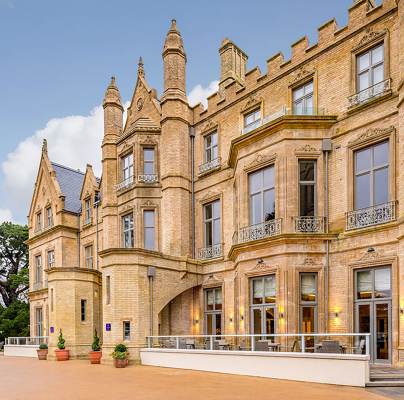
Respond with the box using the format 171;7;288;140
116;175;134;191
32;279;48;292
198;157;221;176
197;243;223;260
348;78;391;108
346;201;396;231
294;216;326;233
233;219;282;245
138;174;158;184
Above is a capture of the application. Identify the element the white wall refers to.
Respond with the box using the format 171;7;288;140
4;345;39;358
140;349;370;387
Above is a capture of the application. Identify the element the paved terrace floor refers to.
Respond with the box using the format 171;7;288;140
0;356;403;400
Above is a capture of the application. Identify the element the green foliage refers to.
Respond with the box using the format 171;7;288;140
0;301;29;342
0;222;29;307
57;329;66;350
91;329;101;352
39;343;48;350
112;343;128;359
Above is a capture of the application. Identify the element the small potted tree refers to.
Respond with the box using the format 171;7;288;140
89;329;102;364
37;343;48;360
112;343;129;368
55;329;69;361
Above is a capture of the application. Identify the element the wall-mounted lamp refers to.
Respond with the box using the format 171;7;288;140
334;311;339;318
367;247;375;253
257;258;264;265
279;312;284;319
240;315;244;321
229;317;233;323
400;308;404;315
194;319;199;324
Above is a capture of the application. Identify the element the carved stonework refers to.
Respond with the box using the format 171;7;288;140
244;153;277;171
203;274;223;287
294;144;320;154
199;190;220;203
136;98;144;111
142;200;155;207
358;248;383;262
200;119;218;134
241;94;263;112
247;260;277;275
348;126;395;146
353;28;387;52
138;135;158;145
290;66;315;85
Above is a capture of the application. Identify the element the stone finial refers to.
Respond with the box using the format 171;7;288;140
42;139;48;155
163;18;185;57
138;56;145;78
103;76;123;110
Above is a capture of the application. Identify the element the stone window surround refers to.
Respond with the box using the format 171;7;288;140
83;242;94;269
139;144;159;180
119;209;135;248
117;147;135;183
203;287;224;335
83;196;92;226
288;72;318;113
140;204;159;252
240;98;264;133
346;126;396;214
350;30;390;97
33;251;42;284
80;298;88;324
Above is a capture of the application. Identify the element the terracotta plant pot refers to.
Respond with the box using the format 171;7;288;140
114;358;127;368
36;349;48;360
89;351;102;364
55;349;70;361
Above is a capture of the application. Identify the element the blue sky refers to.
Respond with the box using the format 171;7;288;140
0;0;358;223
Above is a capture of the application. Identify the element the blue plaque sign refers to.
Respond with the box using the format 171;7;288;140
106;323;111;331
50;326;54;333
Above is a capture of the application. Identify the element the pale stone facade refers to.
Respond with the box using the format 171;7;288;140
28;0;404;365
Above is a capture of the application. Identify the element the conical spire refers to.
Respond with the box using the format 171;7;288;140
42;139;48;155
138;56;145;78
103;76;123;110
163;19;186;59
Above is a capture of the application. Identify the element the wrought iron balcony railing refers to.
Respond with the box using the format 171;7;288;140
138;174;158;184
294;216;326;233
348;79;391;108
116;175;134;191
346;201;396;231
198;157;221;175
198;243;223;260
233;219;282;244
241;107;326;135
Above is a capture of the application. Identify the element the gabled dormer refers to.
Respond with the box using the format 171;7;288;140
80;164;101;227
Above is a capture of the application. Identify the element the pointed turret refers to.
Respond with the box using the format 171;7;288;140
138;56;145;78
162;19;187;102
103;76;123;111
42;139;48;156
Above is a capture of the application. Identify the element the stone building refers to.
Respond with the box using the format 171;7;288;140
28;0;404;365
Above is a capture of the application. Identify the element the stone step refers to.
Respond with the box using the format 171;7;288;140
370;374;404;381
366;381;404;387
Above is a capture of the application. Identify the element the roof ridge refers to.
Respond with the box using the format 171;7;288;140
51;161;85;175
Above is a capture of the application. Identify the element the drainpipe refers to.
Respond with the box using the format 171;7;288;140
322;139;332;333
94;192;101;270
77;213;81;268
189;127;196;259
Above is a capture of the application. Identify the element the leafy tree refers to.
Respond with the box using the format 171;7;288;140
0;301;29;343
0;223;29;307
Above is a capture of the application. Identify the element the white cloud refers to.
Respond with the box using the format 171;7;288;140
1;102;129;223
188;80;219;108
0;208;13;223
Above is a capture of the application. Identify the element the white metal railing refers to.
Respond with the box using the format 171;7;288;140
294;216;326;233
241;107;325;135
146;333;370;356
233;219;282;244
116;175;134;191
198;157;221;175
346;201;396;231
5;336;48;346
198;243;222;260
348;78;391;108
138;174;158;184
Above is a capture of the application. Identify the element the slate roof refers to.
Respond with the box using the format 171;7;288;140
51;162;85;213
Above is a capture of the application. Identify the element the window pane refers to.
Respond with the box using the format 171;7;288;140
144;210;154;227
300;161;315;182
206;290;214;310
215;314;222;335
212;200;220;219
301;306;316;334
372;45;384;65
304;81;313;95
355;147;371;173
300;184;315;216
265;308;275;334
293;100;304;114
252;308;262;334
215;289;222;310
373;141;389;167
355;174;371;209
375;268;391;298
263;189;275;221
374;168;388;205
357;270;372;299
301;274;316;302
263;166;274;188
211;132;218;146
213;220;221;245
204;204;212;220
144;149;154;162
293;86;304;101
251;194;262;224
358;71;370;91
145;227;155;250
253;280;263;304
264;276;276;303
249;171;261;194
205;221;213;246
305;96;313;114
358;52;370;72
373;64;384;85
206;314;213;335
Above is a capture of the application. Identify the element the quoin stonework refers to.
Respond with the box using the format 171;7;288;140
28;0;404;365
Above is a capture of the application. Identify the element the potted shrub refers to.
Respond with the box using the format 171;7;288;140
55;329;69;361
37;343;48;360
89;329;102;364
112;343;129;368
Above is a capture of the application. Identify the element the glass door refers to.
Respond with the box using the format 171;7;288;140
374;301;390;363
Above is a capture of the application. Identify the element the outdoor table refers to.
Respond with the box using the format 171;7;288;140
268;342;281;351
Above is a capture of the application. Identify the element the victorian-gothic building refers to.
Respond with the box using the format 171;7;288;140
28;0;404;365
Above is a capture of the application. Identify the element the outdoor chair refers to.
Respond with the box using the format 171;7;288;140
317;340;342;354
353;338;366;354
185;339;195;349
255;340;269;351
